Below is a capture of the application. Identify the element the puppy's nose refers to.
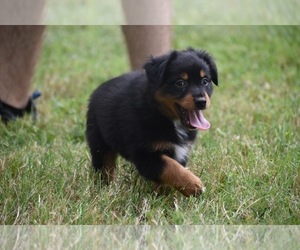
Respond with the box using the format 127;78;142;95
194;96;206;110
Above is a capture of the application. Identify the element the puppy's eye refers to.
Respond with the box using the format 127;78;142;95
201;78;210;86
175;80;187;88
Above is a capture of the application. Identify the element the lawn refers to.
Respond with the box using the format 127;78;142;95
45;0;300;25
0;26;299;225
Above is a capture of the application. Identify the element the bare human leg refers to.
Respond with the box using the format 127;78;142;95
121;0;172;69
0;26;45;109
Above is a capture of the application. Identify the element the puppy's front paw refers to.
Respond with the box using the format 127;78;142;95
179;176;206;197
160;155;206;197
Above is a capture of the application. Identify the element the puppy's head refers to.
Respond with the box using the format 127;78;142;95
144;48;218;131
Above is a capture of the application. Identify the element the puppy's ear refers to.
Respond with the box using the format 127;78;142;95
196;50;218;86
143;51;177;91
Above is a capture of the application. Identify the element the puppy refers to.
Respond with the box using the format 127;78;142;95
86;48;218;197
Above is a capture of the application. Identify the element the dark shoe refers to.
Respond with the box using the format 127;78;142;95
0;91;41;124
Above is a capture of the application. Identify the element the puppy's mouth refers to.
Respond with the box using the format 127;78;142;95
176;105;210;131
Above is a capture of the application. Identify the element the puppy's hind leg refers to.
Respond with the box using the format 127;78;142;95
86;124;116;182
101;150;117;182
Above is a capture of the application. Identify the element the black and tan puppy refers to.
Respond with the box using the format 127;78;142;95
86;48;218;197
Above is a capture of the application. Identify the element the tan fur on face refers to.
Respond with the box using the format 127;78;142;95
200;70;206;78
204;92;211;108
155;91;179;119
180;72;189;81
160;155;205;196
176;93;195;110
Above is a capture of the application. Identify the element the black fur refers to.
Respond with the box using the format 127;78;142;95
86;48;218;186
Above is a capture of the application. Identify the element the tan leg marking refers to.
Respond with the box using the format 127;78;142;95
151;142;174;152
160;155;205;197
103;151;117;182
204;92;211;108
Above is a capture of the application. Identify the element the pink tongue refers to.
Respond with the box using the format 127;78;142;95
188;110;210;130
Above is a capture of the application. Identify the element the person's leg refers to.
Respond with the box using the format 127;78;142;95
122;25;172;70
121;0;171;25
0;25;45;109
121;0;172;70
0;0;45;25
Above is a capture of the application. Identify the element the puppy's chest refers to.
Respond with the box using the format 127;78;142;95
173;122;195;164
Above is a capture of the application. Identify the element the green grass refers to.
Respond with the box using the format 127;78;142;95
45;0;300;25
0;26;299;225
